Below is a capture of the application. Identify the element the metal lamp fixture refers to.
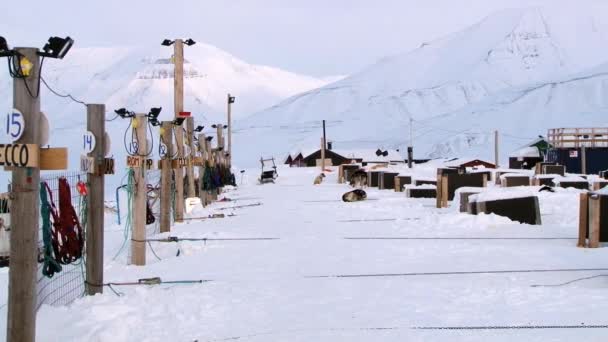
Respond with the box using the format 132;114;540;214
39;36;74;59
172;117;186;126
161;39;175;46
184;39;196;46
114;108;135;118
194;125;204;132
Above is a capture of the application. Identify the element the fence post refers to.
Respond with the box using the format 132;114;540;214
7;47;41;342
160;121;173;233
198;133;208;206
86;104;105;295
131;114;147;265
578;192;588;248
588;194;600;248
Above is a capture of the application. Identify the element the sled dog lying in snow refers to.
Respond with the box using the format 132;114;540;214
342;189;367;202
349;170;368;188
313;173;326;185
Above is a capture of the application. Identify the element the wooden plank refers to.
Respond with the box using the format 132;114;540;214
39;147;67;170
578;193;588;248
1;144;40;169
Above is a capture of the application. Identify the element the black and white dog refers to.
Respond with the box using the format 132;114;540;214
342;189;367;202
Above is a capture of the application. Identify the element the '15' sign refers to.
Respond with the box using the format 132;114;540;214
6;110;25;142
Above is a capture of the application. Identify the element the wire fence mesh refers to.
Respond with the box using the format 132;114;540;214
36;171;87;309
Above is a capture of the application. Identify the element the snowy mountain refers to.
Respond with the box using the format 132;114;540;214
235;7;608;166
0;42;334;190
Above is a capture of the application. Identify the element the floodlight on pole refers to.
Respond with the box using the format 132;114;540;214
39;36;74;59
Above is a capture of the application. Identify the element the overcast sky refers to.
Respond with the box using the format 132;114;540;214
1;0;605;77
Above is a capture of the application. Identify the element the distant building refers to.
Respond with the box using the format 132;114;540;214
285;146;404;167
444;158;496;169
509;137;551;169
546;127;608;174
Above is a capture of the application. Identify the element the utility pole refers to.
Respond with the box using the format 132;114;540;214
131;114;147;266
494;130;499;168
173;39;185;221
7;47;40;342
197;133;208;206
216;124;225;169
408;117;414;168
321;120;326;170
227;94;234;168
86;104;105;295
159;121;173;233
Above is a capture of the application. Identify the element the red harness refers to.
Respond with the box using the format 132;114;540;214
43;178;84;264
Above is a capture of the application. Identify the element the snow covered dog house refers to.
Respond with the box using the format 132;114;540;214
546;127;608;174
578;191;608;247
468;191;542;225
436;168;488;209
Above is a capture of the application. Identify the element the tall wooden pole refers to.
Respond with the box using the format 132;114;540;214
408;117;413;168
7;47;40;342
321;120;326;170
173;39;185;221
160;121;173;233
198;133;208;206
227;94;233;168
185;119;196;198
494;130;500;168
131;114;147;265
216;124;225;173
86;104;105;295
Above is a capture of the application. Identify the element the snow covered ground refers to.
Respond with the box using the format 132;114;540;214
4;164;608;341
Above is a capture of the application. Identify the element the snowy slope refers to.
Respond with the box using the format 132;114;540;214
235;7;608;166
0;43;334;190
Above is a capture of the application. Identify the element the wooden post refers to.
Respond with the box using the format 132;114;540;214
131;114;147;265
7;47;40;342
578;192;589;248
581;146;587;175
173;39;185;222
86;104;105;295
160;121;173;233
321;120;326;170
207;138;217;201
588;194;601;248
441;175;449;208
185;117;196;198
227;94;233;168
198;133;208;206
494;130;499;168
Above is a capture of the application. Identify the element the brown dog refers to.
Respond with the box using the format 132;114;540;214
313;173;326;185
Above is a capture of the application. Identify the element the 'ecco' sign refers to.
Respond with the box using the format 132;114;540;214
0;144;39;167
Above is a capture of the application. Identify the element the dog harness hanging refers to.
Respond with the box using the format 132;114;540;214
44;178;84;264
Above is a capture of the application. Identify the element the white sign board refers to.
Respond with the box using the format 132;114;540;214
83;131;96;154
6;109;25;142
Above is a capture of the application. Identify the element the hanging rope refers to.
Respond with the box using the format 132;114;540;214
40;182;62;278
113;169;135;260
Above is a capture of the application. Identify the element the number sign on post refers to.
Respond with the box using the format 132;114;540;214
83;131;96;154
6;110;25;142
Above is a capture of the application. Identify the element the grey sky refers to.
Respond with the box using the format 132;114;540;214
1;0;604;77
